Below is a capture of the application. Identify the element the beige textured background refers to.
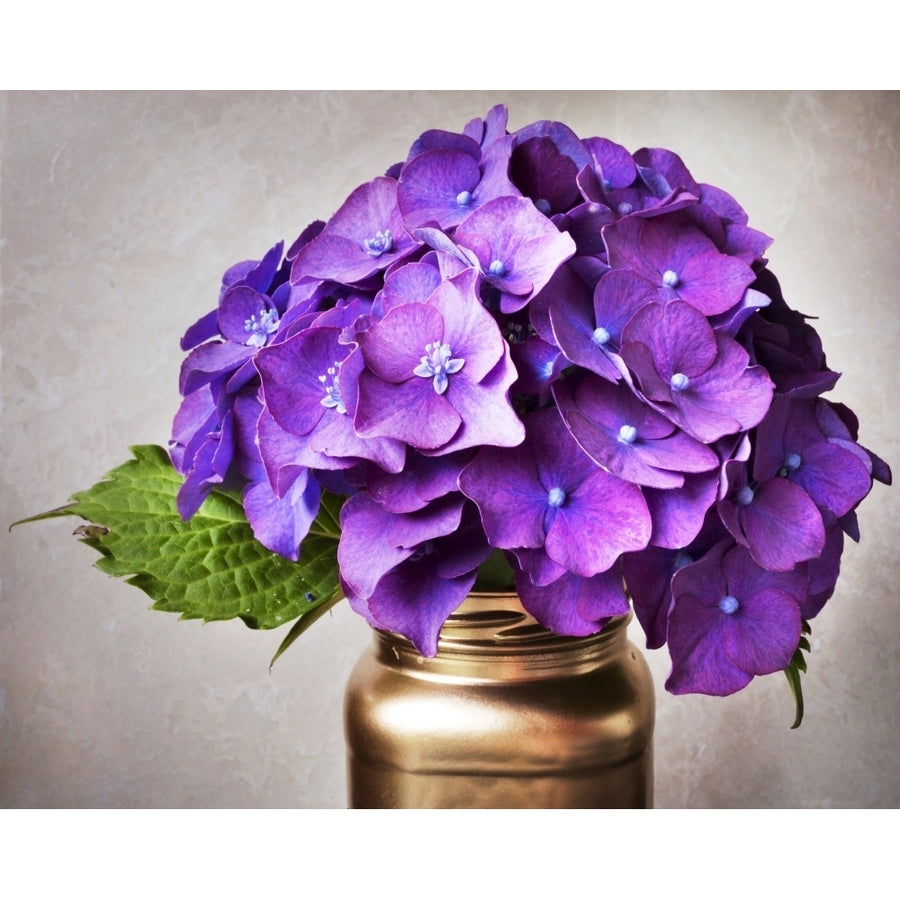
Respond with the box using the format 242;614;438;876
1;91;897;808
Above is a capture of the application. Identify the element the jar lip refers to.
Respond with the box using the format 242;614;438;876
374;591;632;658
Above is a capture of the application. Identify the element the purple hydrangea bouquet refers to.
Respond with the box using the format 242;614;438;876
25;105;890;724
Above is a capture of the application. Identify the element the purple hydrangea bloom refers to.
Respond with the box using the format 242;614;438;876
508;119;590;217
553;375;719;489
718;456;826;572
452;196;576;313
355;269;524;454
753;395;873;519
397;141;517;232
549;268;657;383
255;326;406;474
291;176;418;286
605;215;755;317
459;408;651;578
166;104;890;704
621;299;774;443
171;243;292;521
665;541;806;696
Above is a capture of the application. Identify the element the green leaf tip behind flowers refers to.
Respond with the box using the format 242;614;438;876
784;620;812;729
11;445;345;657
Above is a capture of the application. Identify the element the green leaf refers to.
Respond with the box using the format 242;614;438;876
12;446;345;642
783;620;812;729
472;549;516;592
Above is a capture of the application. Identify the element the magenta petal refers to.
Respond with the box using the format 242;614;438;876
563;410;684;489
510;547;568;586
356;372;461;450
430;270;506;384
366;564;476;657
515;566;628;637
644;471;718;549
376;261;443;314
337;493;414;599
733;478;826;571
544;468;651;576
459;447;549;550
387;495;464;549
623;300;719;380
242;471;320;562
789;440;873;517
358;303;444;383
720;588;801;675
292;176;417;284
180;341;253;395
665;597;753;696
397;148;482;231
255;327;352;436
367;452;471;514
425;352;525;455
622;546;679;649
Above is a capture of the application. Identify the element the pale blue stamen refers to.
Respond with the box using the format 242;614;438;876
736;485;755;506
617;201;633;216
778;452;803;478
243;308;279;348
488;259;506;277
363;229;393;257
673;550;693;571
662;269;679;287
547;487;567;508
592;326;610;347
602;178;612;191
618;424;638;444
535;198;552;215
670;372;690;391
456;190;473;207
413;342;465;394
318;362;347;414
719;595;740;615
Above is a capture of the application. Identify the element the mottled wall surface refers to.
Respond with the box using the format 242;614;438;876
2;91;897;808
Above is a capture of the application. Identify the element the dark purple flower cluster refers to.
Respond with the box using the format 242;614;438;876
170;106;890;696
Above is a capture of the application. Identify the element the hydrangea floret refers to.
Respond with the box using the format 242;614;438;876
27;105;890;724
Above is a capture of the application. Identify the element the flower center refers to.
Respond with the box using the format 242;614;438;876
535;198;552;215
618;424;638;444
670;372;690;391
488;259;506;277
363;229;393;257
662;269;679;288
319;362;347;414
719;595;740;615
503;322;525;344
736;485;755;506
617;201;633;216
547;486;567;508
592;326;610;347
456;190;473;207
243;308;279;348
413;342;465;395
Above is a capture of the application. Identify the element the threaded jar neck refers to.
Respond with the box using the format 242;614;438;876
373;592;632;683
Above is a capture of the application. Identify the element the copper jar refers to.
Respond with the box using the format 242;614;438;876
344;592;655;808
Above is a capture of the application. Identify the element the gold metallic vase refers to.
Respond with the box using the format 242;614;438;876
344;592;655;808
